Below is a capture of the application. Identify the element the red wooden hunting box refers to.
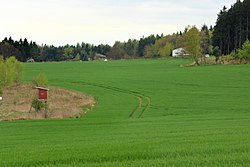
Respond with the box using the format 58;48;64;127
35;87;49;101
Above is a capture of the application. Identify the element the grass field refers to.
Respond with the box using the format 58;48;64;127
1;59;250;166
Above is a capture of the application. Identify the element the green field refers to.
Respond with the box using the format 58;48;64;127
1;59;250;166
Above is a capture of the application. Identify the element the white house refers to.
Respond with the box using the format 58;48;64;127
172;48;186;57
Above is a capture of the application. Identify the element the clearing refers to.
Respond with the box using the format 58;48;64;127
0;83;96;121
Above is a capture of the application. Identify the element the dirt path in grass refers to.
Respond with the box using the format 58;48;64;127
0;83;96;121
72;81;151;118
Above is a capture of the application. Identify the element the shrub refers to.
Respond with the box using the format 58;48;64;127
33;73;48;87
0;56;23;87
238;40;250;61
32;99;45;111
212;46;221;62
230;50;239;60
225;54;234;62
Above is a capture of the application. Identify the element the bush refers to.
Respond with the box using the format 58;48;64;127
225;54;234;62
32;99;45;111
238;40;250;61
0;56;23;87
33;73;48;87
212;46;221;62
230;50;239;60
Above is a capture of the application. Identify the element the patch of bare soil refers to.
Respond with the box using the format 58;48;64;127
0;83;96;121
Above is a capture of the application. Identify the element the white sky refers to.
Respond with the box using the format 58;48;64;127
0;0;236;46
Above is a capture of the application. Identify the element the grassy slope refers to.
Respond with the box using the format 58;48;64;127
0;59;250;166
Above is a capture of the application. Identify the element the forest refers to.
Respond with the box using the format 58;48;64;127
0;0;249;62
213;0;250;55
0;28;212;62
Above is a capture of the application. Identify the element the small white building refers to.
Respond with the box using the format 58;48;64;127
205;54;210;58
172;48;186;57
94;54;107;61
26;58;35;63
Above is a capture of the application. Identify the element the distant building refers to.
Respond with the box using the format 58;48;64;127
172;48;187;57
94;54;107;60
26;58;35;62
205;54;210;58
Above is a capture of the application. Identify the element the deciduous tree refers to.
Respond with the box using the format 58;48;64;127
184;26;201;65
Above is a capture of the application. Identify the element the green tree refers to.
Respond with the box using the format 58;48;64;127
0;56;23;87
153;36;168;57
124;39;138;57
108;41;125;59
213;1;250;55
138;35;159;56
159;42;174;57
184;26;201;65
144;45;158;57
73;53;81;61
63;47;74;60
212;46;221;62
238;40;250;60
201;25;213;55
30;42;41;61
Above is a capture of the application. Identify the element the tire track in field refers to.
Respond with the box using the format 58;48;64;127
71;81;151;118
129;96;142;118
139;97;151;118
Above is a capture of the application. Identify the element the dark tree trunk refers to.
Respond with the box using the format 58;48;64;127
235;28;238;50
247;12;249;40
239;18;242;47
227;27;230;54
220;36;223;56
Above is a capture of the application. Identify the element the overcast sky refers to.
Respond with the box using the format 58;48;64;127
0;0;236;46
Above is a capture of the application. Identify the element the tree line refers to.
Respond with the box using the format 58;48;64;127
109;25;213;60
0;22;217;62
0;0;249;62
0;25;213;62
0;37;111;62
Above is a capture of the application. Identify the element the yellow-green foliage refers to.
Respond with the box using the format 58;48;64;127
159;42;174;57
33;73;48;87
0;56;23;88
238;40;250;60
184;26;201;64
